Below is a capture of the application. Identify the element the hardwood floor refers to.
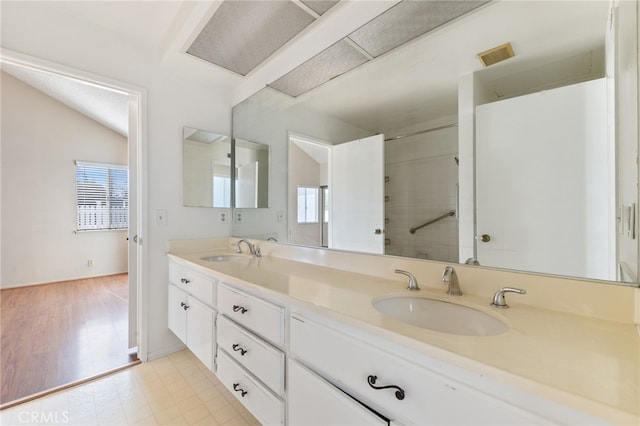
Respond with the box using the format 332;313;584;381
0;274;137;406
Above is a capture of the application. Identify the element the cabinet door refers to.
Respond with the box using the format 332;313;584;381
289;360;388;426
168;284;187;343
186;296;214;370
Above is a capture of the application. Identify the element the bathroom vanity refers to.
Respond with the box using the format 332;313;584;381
167;239;639;425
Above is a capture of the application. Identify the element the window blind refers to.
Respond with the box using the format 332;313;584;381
75;161;128;231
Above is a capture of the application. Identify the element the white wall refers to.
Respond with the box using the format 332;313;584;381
1;2;236;359
1;72;128;287
289;143;322;246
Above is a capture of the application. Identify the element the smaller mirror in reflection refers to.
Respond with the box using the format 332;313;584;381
183;127;231;208
234;138;269;208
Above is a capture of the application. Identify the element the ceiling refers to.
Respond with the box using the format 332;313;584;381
0;0;188;137
2;62;132;136
263;0;609;134
0;1;611;137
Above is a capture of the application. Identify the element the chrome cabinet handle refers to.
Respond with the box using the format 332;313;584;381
232;344;247;356
180;278;190;284
232;383;247;397
367;375;405;400
180;301;189;311
232;305;248;314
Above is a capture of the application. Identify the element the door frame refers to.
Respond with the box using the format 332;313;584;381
0;48;149;361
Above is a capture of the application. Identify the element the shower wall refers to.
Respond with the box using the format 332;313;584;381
384;125;458;262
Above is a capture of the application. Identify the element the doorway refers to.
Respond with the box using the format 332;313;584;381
0;50;146;408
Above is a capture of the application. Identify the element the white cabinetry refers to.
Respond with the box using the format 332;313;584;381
290;313;553;426
288;359;389;426
168;261;216;370
216;283;285;425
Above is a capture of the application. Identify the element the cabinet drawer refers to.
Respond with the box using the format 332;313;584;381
216;349;284;426
217;315;285;396
288;359;389;426
291;314;549;425
218;284;284;346
169;262;215;306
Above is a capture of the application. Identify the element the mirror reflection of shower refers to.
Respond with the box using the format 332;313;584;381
384;122;459;262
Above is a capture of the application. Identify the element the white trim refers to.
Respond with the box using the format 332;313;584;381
74;160;127;170
0;48;150;362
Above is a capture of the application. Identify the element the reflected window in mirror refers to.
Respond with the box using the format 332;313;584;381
183;127;231;208
297;186;319;224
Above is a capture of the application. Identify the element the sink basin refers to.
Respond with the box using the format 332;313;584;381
373;296;508;336
200;254;247;262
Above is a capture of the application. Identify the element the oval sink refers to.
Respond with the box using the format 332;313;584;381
373;296;508;336
200;254;247;262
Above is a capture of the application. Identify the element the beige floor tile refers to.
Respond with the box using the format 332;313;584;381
152;403;185;424
211;405;239;425
0;350;261;426
222;414;252;426
183;403;212;425
204;394;231;415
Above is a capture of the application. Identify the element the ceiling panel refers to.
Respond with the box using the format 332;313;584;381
348;0;489;58
187;0;316;76
299;0;340;16
269;39;369;97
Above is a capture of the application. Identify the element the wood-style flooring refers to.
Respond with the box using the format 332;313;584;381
0;274;137;407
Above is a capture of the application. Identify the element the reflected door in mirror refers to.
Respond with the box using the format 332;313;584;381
475;78;613;281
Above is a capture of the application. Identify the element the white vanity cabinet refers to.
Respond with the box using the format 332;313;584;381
215;283;286;425
290;313;555;426
168;261;216;370
288;359;389;426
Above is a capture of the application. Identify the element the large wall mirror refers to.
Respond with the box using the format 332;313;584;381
183;127;231;208
232;0;639;286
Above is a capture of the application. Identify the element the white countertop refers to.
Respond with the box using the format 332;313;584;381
168;250;640;424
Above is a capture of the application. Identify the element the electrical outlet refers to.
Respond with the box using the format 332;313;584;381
87;259;93;267
219;210;229;224
236;212;243;223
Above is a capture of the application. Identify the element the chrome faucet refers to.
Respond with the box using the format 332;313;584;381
441;266;462;296
237;239;261;257
491;287;526;308
395;270;420;291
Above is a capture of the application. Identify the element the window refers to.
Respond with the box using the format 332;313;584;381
213;174;231;208
297;186;319;223
76;161;128;231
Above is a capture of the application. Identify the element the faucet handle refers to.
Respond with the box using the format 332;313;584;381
395;269;420;291
491;287;526;308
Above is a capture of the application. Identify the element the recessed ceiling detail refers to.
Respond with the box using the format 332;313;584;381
270;0;489;97
269;40;369;97
187;0;316;76
299;0;340;16
349;0;489;58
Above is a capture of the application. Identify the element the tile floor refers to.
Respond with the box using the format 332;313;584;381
0;350;260;426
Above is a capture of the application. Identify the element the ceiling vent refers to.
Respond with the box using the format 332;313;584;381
478;42;515;67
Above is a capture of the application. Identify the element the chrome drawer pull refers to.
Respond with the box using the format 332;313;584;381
180;278;190;284
232;383;247;397
180;302;189;311
232;344;247;356
367;375;405;400
232;305;248;314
